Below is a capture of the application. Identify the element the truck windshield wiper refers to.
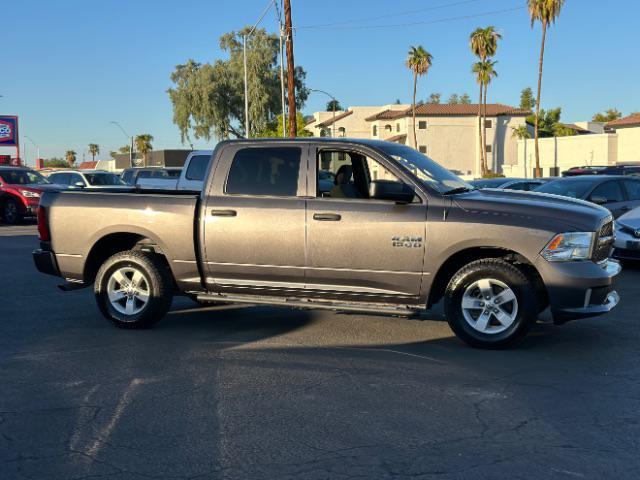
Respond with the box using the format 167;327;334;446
442;186;475;195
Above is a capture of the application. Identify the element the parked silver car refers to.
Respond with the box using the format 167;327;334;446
47;170;129;189
614;207;640;260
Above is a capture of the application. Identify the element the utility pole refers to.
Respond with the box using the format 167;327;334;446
284;0;296;137
274;0;286;138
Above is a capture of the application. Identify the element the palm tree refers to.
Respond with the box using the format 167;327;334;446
65;150;77;166
135;134;154;167
472;60;497;175
88;143;99;162
470;26;502;175
482;60;498;174
511;125;532;140
405;46;433;149
529;0;565;178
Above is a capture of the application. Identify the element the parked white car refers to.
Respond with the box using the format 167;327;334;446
47;170;130;189
614;207;640;260
135;151;212;191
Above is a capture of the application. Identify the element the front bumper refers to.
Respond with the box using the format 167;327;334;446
33;249;60;277
535;258;622;323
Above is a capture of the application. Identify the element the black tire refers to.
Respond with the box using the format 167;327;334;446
443;259;539;349
94;250;173;329
2;198;23;225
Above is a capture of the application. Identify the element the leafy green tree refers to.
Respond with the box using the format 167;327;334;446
406;45;433;149
447;93;460;104
43;158;70;168
592;109;622;122
470;26;502;175
427;93;441;104
326;99;343;112
529;0;565;178
460;93;472;104
511;125;532;140
88;143;99;162
168;27;309;142
118;145;131;154
256;112;312;138
65;150;77;166
135;134;154;167
520;87;535;110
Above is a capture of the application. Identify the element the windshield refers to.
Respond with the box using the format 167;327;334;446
471;178;510;189
376;144;471;193
84;173;126;186
0;169;50;185
534;179;595;198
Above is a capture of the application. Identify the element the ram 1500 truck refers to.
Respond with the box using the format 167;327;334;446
32;139;621;348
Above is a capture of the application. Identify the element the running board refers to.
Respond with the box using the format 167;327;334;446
195;293;424;317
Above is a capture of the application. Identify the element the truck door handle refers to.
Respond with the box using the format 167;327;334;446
210;209;237;217
313;213;341;221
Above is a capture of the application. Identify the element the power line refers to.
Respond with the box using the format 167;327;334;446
297;5;526;31
298;0;482;29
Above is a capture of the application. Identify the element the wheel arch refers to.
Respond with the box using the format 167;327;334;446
426;246;547;309
83;232;170;285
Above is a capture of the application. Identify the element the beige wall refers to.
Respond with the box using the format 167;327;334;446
504;133;619;178
617;127;640;163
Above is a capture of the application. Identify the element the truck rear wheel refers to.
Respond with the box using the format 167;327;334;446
443;259;538;349
94;250;173;328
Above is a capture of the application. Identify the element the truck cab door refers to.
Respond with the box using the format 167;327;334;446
305;146;427;303
201;144;308;294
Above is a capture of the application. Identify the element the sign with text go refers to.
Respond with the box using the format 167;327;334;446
0;116;19;147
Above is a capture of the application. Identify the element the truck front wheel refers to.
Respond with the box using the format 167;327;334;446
443;259;538;349
94;250;173;328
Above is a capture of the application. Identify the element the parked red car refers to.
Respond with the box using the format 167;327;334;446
0;166;62;224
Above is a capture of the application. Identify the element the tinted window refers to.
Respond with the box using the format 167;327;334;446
185;155;210;181
121;170;134;184
69;173;85;185
623;180;640;200
591;181;624;203
84;173;125;186
0;169;50;185
535;179;597;199
49;173;70;185
506;182;528;191
226;147;301;196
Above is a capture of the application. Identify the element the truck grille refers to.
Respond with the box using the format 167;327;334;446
593;221;614;263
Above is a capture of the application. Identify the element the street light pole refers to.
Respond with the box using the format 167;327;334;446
110;121;133;168
309;89;338;137
24;135;39;166
242;0;275;139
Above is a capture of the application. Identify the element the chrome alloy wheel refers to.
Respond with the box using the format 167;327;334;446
461;278;518;334
106;267;150;317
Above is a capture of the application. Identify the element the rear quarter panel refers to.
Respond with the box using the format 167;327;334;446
44;190;199;286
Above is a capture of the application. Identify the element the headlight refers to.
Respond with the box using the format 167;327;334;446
541;232;594;262
20;190;40;198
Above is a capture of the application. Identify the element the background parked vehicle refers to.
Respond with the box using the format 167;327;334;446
47;170;129;189
534;175;640;218
562;165;640;177
120;167;182;186
613;206;640;260
469;177;547;191
0;166;63;224
134;151;212;191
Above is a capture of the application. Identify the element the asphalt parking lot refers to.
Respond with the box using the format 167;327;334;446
1;223;639;480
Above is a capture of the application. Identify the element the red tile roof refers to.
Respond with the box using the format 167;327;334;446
407;103;530;117
78;161;98;169
606;113;640;129
315;110;353;128
365;110;407;121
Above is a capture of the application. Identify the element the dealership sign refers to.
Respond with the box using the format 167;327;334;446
0;116;19;147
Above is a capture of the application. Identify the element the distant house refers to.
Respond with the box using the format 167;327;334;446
305;103;530;177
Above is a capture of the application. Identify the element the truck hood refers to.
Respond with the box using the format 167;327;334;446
452;188;610;231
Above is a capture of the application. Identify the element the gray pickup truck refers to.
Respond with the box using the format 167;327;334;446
33;138;621;348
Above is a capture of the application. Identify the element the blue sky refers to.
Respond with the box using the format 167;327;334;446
2;0;639;164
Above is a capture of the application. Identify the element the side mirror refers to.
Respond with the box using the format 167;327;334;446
74;181;85;188
369;180;415;204
590;195;608;205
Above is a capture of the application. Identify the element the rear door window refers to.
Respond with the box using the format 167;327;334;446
591;181;625;203
225;147;301;196
185;155;210;181
623;180;640;200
